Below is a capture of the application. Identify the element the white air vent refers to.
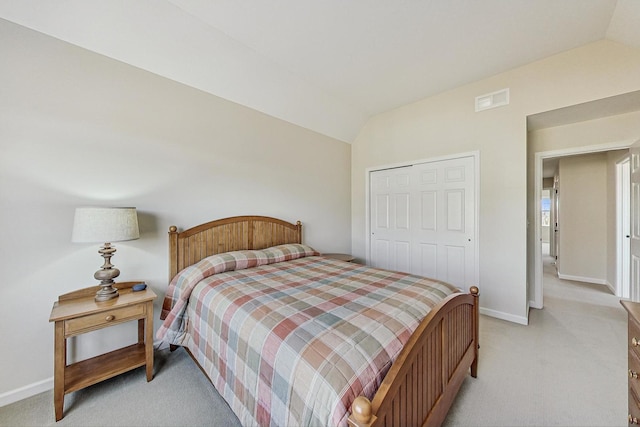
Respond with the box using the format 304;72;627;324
475;88;509;112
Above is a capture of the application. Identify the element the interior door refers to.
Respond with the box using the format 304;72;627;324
370;156;476;289
619;158;631;298
630;141;640;301
554;179;560;268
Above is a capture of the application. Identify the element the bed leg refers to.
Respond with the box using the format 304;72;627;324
470;286;480;378
471;356;478;378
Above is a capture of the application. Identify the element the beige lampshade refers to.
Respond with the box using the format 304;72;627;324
72;207;140;243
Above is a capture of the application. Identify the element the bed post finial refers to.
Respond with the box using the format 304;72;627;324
470;285;479;295
295;221;302;244
169;226;179;288
347;396;377;427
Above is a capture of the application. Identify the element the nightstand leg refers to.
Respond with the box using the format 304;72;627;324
144;301;154;381
53;321;65;421
137;318;144;344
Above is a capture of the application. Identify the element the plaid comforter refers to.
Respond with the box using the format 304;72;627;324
157;244;458;427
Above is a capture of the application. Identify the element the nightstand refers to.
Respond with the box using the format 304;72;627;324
49;281;156;421
323;253;356;262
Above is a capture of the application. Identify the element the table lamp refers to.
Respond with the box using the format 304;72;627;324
71;207;140;301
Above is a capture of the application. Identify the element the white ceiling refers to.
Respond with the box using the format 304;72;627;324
1;0;640;142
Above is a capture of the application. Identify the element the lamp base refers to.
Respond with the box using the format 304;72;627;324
94;242;121;302
95;285;119;302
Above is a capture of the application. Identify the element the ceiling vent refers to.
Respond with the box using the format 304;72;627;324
475;88;509;112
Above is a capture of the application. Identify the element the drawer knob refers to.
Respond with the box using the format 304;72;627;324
633;337;640;347
105;315;115;322
630;414;639;424
631;370;639;379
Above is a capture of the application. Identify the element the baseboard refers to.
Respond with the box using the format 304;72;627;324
556;273;607;285
480;307;529;325
605;281;617;296
0;377;53;408
529;299;543;310
2;342;171;408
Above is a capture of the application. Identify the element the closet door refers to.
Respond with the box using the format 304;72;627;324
370;156;476;289
412;156;475;287
370;166;414;273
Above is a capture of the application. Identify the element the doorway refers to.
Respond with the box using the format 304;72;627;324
532;142;633;309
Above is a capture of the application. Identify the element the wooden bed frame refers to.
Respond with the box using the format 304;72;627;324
164;215;479;427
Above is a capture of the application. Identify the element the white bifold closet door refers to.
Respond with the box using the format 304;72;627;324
370;156;475;289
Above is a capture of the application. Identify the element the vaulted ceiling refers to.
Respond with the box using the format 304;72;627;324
1;0;639;142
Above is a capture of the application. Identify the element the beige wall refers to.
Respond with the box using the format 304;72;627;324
0;21;351;400
556;154;608;281
554;150;629;287
353;40;640;324
528;110;640;153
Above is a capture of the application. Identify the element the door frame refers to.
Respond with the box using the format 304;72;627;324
365;150;480;289
550;180;558;258
532;140;634;309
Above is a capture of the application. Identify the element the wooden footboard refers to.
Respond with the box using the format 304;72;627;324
348;286;479;427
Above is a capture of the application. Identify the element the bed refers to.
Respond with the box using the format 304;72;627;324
157;215;478;427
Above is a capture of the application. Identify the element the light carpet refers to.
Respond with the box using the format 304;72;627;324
443;253;627;426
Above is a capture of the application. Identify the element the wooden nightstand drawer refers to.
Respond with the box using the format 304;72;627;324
65;304;146;336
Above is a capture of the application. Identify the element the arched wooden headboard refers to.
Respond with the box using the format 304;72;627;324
168;215;302;282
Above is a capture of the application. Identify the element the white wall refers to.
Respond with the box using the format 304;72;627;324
0;20;351;402
352;40;640;325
